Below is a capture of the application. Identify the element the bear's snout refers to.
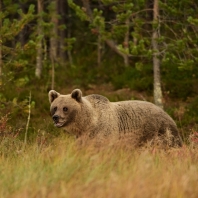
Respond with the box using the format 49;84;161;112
52;115;59;123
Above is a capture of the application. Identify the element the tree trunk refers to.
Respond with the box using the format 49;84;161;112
152;0;163;108
59;0;67;64
0;41;2;81
123;18;130;66
35;0;43;78
97;27;101;67
50;0;58;62
51;54;55;90
50;0;59;88
67;4;73;66
18;2;25;46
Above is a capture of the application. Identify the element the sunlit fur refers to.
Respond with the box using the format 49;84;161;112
49;89;182;147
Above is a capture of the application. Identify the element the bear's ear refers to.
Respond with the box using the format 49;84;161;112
48;90;60;103
71;89;82;102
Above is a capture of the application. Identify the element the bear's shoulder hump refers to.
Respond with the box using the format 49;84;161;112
85;94;109;103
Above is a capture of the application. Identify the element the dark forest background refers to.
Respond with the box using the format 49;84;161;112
1;0;198;141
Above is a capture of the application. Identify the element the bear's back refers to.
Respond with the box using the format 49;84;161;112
113;100;176;128
113;100;180;144
85;94;110;107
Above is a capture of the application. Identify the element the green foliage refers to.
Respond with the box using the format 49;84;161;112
68;0;89;21
64;37;76;51
111;65;153;91
162;60;198;99
1;2;36;101
0;4;35;41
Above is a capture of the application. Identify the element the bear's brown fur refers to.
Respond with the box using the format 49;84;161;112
48;89;182;147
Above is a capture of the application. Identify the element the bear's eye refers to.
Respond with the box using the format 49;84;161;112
63;107;68;112
54;107;57;112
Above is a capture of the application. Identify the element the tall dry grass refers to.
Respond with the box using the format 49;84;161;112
0;132;198;198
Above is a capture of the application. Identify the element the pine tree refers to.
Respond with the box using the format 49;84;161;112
0;1;35;83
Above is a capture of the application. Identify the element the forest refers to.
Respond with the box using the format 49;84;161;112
1;0;198;136
1;0;198;197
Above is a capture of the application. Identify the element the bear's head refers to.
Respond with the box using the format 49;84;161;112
48;89;82;128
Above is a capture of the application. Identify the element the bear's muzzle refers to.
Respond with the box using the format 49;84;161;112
52;115;59;123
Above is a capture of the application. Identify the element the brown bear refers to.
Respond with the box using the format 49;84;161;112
48;89;182;147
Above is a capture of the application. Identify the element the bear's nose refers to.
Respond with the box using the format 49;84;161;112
52;115;59;122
